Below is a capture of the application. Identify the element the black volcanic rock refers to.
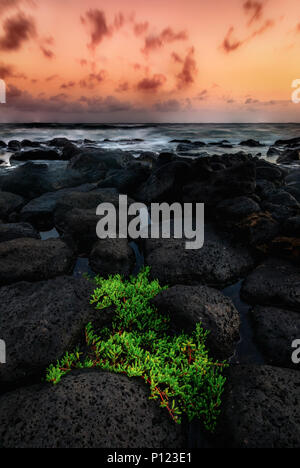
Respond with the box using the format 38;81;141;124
0;191;24;219
0;222;40;242
240;139;264;147
145;225;255;288
241;258;300;311
12;149;61;161
183;161;256;206
151;285;240;360
250;306;300;369
0;276;94;386
20;183;96;230
217;365;300;448
0;371;186;448
0;238;75;286
89;238;135;277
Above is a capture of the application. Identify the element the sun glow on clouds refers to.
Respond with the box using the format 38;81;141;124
0;0;300;122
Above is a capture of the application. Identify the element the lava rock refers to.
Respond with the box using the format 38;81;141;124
89;239;135;277
250;306;300;369
11;149;61;161
0;238;75;286
145;225;255;288
151;285;240;360
241;258;300;311
240;139;264;147
0;191;24;218
183;161;256;207
0;371;186;448
20;183;96;230
0;222;40;242
0;276;96;386
217;365;300;448
216;196;261;223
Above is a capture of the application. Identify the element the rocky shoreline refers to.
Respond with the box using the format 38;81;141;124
0;136;299;448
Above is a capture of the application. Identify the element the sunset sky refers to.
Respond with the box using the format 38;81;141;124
0;0;300;122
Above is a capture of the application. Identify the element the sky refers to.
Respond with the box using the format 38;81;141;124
0;0;300;122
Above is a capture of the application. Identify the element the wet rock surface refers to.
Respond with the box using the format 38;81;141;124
0;222;40;242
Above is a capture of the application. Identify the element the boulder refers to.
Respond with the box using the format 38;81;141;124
283;216;300;237
151;285;240;360
68;149;132;172
0;238;75;286
183;161;256;207
241;258;300;311
0;191;24;219
217;365;300;448
0;276;96;386
250;306;300;369
20;183;96;230
89;239;135;277
0;371;186;448
240;139;264;147
216;196;261;224
0;222;40;242
145;225;255;288
277;148;300;165
11;149;61;161
97;165;150;196
136;161;191;203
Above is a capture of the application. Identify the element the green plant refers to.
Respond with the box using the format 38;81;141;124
46;267;227;432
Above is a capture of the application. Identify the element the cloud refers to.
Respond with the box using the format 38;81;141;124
81;9;110;50
81;9;126;50
142;27;188;54
5;84;135;114
79;71;106;89
222;19;274;53
0;12;36;51
40;46;55;59
196;89;208;100
154;99;181;112
60;81;76;89
222;27;244;52
171;51;183;63
176;47;197;89
0;61;14;78
243;0;264;26
134;21;148;36
137;74;166;91
45;74;59;82
115;81;130;92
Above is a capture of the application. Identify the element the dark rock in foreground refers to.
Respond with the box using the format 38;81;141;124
0;191;24;219
0;238;75;286
20;183;96;230
218;365;300;448
145;226;255;288
0;277;94;386
0;371;186;448
0;222;40;243
241;258;300;311
250;306;300;370
89;238;135;278
151;285;240;360
11;149;61;162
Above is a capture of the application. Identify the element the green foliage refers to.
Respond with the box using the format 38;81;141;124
46;267;227;432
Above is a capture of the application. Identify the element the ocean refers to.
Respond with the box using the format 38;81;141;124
1;122;300;163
